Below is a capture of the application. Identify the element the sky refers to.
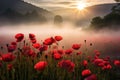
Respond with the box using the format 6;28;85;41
24;0;116;11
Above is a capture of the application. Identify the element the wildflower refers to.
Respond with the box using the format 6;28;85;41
29;33;35;39
11;42;17;46
54;36;63;41
65;49;73;55
43;37;55;45
114;60;120;67
94;50;100;56
83;60;88;67
93;59;104;66
31;39;37;43
106;64;112;69
22;46;36;57
34;61;47;71
58;60;75;72
2;53;16;62
97;63;105;67
29;33;37;43
82;69;91;77
15;33;24;42
72;44;81;50
28;50;36;57
77;51;82;55
39;45;48;52
33;43;41;49
57;49;64;55
7;45;16;52
53;53;62;60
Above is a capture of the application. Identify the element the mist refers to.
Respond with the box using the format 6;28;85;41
0;22;120;58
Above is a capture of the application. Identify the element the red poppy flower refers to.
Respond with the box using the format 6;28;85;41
54;36;63;41
83;60;88;67
98;63;105;67
58;60;75;72
15;33;24;42
22;46;36;57
82;69;91;77
84;74;97;80
22;46;31;52
28;50;36;57
72;44;81;50
114;60;120;67
29;33;35;39
2;53;16;62
104;61;110;66
11;42;17;46
39;45;48;52
102;64;112;70
69;62;75;72
94;56;99;59
53;53;62;60
93;59;104;66
34;61;47;71
43;37;55;45
76;51;82;55
33;43;41;49
7;45;16;52
57;49;64;55
94;50;100;56
31;39;37;44
65;49;73;55
0;57;2;61
106;64;112;69
51;49;57;55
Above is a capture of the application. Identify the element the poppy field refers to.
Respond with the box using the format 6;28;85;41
0;33;120;80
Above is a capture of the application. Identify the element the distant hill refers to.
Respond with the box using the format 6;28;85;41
0;0;53;24
53;3;118;26
89;3;120;30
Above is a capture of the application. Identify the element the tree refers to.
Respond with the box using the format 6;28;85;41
90;16;104;29
112;0;120;14
89;0;120;30
54;15;63;25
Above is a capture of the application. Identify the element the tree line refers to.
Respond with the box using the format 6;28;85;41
90;0;120;30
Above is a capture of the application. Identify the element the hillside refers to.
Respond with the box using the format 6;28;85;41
0;0;53;24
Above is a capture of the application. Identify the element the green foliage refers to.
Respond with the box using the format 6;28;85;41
90;17;104;29
104;12;120;23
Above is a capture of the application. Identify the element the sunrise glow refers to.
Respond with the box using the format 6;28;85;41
77;1;87;10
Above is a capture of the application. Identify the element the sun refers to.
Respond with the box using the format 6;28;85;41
77;2;87;10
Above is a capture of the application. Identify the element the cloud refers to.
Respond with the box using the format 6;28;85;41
24;0;115;11
56;2;72;5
